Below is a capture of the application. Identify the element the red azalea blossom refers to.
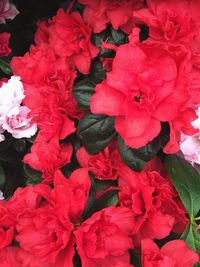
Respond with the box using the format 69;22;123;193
0;32;11;57
76;142;122;180
23;135;73;184
134;0;199;44
3;1;200;266
15;168;90;266
118;162;188;247
0;186;42;250
11;46;80;141
52;169;91;224
141;239;199;266
35;9;99;74
75;206;134;267
0;247;53;267
16;204;75;266
134;0;200;68
90;39;198;152
79;0;144;34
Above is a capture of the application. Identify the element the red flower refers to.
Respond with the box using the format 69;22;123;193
134;0;200;70
0;185;44;250
118;163;188;247
0;227;14;250
141;239;199;267
23;135;73;184
79;0;144;34
75;206;134;267
76;142;122;180
134;0;200;47
11;46;80;141
0;32;11;57
90;41;197;152
16;204;74;266
15;168;90;266
35;9;99;74
0;247;53;267
53;169;91;224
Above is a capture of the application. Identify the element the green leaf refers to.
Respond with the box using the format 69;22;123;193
110;27;127;46
0;164;6;189
118;134;162;172
73;78;96;109
118;135;146;172
92;30;107;47
165;155;200;218
95;179;117;192
181;224;200;266
94;189;119;210
23;164;42;185
77;112;116;154
82;189;119;221
90;60;107;81
0;58;12;75
91;26;127;58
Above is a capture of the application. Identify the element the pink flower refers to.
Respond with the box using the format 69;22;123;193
180;106;200;165
1;106;37;139
0;0;19;24
141;239;199;267
0;127;5;142
0;76;24;117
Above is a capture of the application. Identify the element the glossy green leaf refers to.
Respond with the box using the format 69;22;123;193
165;155;200;217
0;58;12;75
181;224;200;266
82;189;119;221
77;112;116;154
23;164;42;185
94;189;119;210
118;134;163;172
73;78;96;109
118;136;146;172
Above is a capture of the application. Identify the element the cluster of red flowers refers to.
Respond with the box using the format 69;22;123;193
90;0;200;153
0;158;198;266
0;0;198;266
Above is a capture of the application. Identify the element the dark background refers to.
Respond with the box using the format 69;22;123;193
0;0;71;56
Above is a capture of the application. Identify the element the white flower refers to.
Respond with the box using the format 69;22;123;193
1;106;37;139
180;106;200;165
0;76;24;118
0;190;4;200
